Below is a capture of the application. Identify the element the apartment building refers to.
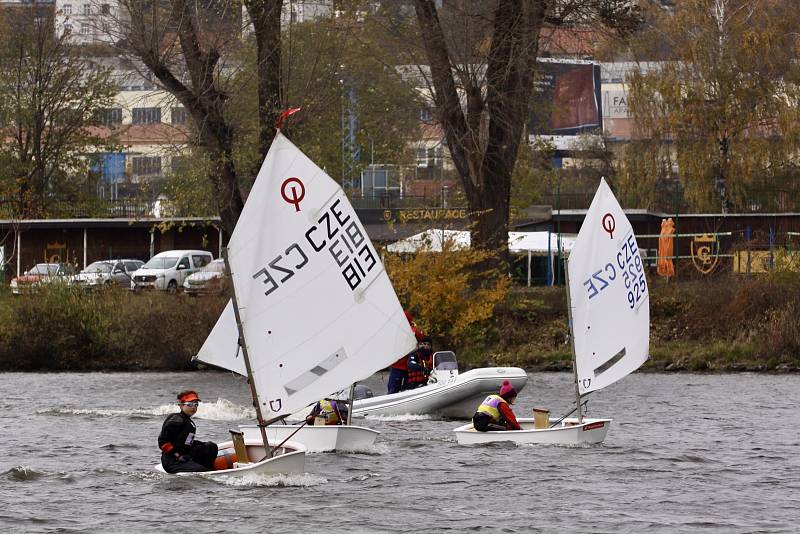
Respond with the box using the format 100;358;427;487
90;63;191;199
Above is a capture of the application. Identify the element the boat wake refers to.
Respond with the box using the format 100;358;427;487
219;472;328;488
37;398;255;421
364;413;432;422
4;466;43;481
336;442;390;456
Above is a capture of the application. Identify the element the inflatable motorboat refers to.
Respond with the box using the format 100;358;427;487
352;351;528;419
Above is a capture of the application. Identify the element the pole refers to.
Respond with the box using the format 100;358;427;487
222;247;273;458
83;228;87;270
346;384;355;426
563;257;583;423
527;249;531;287
556;181;562;285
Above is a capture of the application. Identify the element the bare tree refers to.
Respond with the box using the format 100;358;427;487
243;0;283;159
0;5;117;217
411;0;639;259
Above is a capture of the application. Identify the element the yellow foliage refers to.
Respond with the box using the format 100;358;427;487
384;238;510;347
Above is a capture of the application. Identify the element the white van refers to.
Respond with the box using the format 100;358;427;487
131;250;213;293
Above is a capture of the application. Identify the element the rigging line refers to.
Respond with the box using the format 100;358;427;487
548;397;590;429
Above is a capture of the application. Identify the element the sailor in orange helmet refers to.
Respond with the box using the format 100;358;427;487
158;390;218;473
471;380;521;432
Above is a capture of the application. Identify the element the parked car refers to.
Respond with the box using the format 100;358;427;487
73;259;144;290
131;250;213;293
183;258;227;295
9;263;76;294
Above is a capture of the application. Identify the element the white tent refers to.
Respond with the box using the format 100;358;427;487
387;229;575;254
385;229;576;286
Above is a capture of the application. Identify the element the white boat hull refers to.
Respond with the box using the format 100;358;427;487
453;417;612;446
240;424;379;453
154;438;306;478
354;367;528;419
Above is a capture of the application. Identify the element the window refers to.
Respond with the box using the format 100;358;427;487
83;4;91;15
170;106;187;124
124;261;143;273
64;23;73;34
132;107;161;125
63;4;72;15
419;107;433;121
80;23;91;35
192;255;211;269
101;4;111;15
97;108;122;126
177;257;190;269
131;156;162;176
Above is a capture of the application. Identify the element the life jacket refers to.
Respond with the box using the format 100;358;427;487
158;412;197;456
475;395;506;424
406;352;431;387
315;399;342;425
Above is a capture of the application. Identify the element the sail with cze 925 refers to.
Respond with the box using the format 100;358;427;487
568;177;650;396
454;177;649;446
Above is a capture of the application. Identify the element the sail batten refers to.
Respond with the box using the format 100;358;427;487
196;132;417;418
568;178;649;395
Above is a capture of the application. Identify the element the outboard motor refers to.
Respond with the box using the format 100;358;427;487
353;384;374;400
428;351;459;385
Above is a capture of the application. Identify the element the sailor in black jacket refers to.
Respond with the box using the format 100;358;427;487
158;390;218;473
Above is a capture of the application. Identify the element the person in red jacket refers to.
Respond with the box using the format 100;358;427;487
387;310;425;394
472;380;521;432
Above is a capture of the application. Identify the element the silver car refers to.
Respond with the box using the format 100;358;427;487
73;259;144;290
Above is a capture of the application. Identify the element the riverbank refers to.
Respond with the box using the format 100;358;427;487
479;274;800;373
1;275;798;372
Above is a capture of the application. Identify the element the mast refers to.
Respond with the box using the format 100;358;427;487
222;247;273;458
563;256;584;423
346;384;355;426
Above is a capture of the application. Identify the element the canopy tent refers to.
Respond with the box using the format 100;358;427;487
385;229;576;286
386;229;576;255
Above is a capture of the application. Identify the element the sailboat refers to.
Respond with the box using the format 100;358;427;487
192;131;419;453
453;178;649;445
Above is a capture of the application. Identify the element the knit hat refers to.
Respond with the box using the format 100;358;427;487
499;380;516;400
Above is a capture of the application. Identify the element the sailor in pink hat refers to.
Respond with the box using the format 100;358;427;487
471;380;521;432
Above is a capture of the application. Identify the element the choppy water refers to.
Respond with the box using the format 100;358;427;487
0;371;798;533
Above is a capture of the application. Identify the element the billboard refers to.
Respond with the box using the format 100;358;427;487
529;59;602;139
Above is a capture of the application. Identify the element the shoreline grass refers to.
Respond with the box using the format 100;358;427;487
1;274;799;373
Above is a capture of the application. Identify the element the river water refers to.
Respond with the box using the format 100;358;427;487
0;371;797;533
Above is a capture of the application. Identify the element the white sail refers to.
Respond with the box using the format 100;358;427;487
214;132;417;419
194;300;247;376
567;178;649;395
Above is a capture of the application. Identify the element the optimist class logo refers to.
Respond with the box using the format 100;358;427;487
281;177;305;212
602;213;616;239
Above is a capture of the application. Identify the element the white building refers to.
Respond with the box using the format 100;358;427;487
55;0;120;44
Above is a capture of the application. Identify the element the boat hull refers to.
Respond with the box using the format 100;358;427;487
453;417;612;445
154;438;306;478
354;367;528;419
240;424;379;453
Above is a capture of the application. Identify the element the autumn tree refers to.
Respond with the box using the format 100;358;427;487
409;1;640;262
0;5;117;218
623;0;800;213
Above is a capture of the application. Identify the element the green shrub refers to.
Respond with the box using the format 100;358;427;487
0;286;225;370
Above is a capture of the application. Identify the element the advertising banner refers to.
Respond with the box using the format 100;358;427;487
529;60;602;136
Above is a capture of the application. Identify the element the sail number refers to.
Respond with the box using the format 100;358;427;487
252;198;377;297
582;232;647;309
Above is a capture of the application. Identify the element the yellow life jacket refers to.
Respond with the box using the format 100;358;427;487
476;394;505;423
316;399;341;425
